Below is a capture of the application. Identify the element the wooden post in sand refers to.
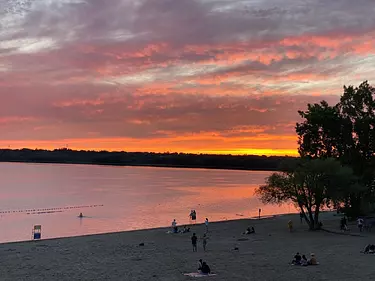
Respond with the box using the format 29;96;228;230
258;208;261;219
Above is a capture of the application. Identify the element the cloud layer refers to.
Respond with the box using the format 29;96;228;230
1;0;375;155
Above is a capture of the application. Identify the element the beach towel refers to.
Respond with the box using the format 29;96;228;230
290;262;319;266
183;273;217;277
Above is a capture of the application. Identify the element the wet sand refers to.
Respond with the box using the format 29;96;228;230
1;213;375;281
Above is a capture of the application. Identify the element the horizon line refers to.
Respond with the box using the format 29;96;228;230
0;147;298;158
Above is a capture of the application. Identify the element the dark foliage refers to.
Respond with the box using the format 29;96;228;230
0;148;294;171
296;81;375;215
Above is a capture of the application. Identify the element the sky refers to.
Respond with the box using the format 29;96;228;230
1;0;375;156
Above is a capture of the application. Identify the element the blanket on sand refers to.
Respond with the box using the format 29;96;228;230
183;273;217;277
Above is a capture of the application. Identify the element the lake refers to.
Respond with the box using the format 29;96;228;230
0;163;296;243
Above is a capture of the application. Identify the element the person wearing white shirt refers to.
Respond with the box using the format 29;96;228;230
357;218;364;232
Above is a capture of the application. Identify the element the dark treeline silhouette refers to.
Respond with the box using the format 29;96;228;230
0;148;294;171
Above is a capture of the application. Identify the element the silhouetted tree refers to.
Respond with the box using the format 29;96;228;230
296;81;375;215
256;158;359;230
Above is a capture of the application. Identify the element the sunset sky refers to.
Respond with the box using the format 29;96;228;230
1;0;375;156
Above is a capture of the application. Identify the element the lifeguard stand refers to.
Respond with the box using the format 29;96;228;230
32;225;42;240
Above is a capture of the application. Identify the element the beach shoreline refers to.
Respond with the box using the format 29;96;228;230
0;213;296;246
1;212;374;280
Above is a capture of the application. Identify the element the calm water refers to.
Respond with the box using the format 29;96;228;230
0;163;296;243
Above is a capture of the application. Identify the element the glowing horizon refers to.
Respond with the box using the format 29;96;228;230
1;0;375;155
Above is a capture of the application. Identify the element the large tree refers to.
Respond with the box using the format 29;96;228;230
296;81;375;215
256;158;358;230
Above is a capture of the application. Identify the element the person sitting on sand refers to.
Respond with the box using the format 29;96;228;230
369;244;375;253
201;262;211;275
292;252;302;265
197;259;203;272
182;226;190;233
301;255;308;266
364;244;371;253
245;226;255;234
308;253;318;265
364;244;375;254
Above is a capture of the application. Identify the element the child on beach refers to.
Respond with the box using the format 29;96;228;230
192;233;198;252
205;218;209;233
202;234;208;251
288;220;293;232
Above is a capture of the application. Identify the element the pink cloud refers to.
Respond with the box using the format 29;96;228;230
1;0;375;155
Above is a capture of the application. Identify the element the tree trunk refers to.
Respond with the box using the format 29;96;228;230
306;207;315;230
313;207;320;230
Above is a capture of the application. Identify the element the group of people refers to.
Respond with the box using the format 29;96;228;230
171;219;191;234
191;233;209;252
188;210;209;232
243;226;255;235
292;252;318;266
363;244;375;254
197;259;211;275
340;216;369;232
189;210;197;221
171;217;208;234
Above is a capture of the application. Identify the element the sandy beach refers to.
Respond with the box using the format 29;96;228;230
1;213;375;281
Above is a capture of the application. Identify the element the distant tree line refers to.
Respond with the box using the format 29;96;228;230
257;81;375;229
0;148;294;171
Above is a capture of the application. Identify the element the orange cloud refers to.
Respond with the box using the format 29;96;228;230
0;134;298;157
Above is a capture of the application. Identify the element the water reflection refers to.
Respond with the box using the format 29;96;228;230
0;163;297;243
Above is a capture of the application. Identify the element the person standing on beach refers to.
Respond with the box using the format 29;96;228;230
192;233;198;252
205;218;209;232
357;218;364;232
288;220;293;232
299;212;303;224
189;210;197;223
172;219;178;233
202;234;208;251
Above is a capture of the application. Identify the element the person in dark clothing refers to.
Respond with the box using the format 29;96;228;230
191;233;198;252
198;259;203;271
300;212;304;223
201;262;211;274
364;244;375;253
292;252;302;265
245;226;255;234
